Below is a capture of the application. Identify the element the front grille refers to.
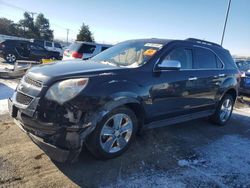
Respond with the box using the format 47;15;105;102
24;76;42;88
16;92;34;105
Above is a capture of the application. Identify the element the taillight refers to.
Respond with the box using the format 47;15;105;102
240;72;246;78
0;43;5;48
71;51;83;59
63;49;69;56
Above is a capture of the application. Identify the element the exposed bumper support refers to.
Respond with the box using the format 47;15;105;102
14;119;81;162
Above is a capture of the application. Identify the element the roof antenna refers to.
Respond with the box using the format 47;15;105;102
221;0;232;46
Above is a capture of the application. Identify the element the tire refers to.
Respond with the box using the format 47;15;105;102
5;53;17;63
86;107;138;159
210;94;235;126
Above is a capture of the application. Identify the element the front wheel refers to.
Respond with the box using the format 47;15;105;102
86;107;138;159
210;94;234;125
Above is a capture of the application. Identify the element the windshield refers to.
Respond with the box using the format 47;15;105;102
91;41;164;68
236;61;250;72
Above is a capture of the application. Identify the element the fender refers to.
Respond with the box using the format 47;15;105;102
216;76;238;101
80;94;143;139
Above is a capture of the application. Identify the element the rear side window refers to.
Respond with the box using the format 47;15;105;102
45;41;52;47
195;48;218;69
216;58;224;68
79;44;96;54
101;46;109;51
30;44;45;50
34;40;44;47
54;43;62;48
68;43;81;51
163;48;193;69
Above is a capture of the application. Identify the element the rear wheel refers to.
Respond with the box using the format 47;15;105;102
5;53;17;63
210;94;234;125
86;107;137;159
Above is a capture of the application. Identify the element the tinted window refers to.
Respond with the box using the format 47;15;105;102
216;58;224;68
68;43;81;51
45;41;52;47
101;46;109;51
54;43;62;48
30;44;44;50
79;44;96;54
195;48;217;69
34;40;44;47
163;48;193;69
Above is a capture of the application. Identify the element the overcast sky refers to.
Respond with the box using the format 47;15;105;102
0;0;249;56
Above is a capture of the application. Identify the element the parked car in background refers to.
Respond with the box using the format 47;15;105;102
63;41;112;60
9;38;239;162
32;39;63;56
0;39;61;63
236;60;250;94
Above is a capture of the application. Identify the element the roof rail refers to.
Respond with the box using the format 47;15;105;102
186;38;221;48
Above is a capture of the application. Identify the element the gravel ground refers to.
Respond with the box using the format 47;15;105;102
1;61;250;187
0;108;250;187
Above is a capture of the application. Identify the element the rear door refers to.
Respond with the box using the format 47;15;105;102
191;46;225;110
15;42;30;58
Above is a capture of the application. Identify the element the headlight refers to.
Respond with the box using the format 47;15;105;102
45;78;89;104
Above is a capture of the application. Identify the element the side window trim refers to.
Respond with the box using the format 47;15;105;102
193;45;225;70
155;46;194;71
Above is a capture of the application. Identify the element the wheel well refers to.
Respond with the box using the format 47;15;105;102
124;103;145;130
224;88;237;101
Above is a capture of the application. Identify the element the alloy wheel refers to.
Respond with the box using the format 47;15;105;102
100;113;133;153
6;54;16;63
220;98;233;122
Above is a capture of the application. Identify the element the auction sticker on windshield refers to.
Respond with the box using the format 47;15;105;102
144;43;163;49
143;49;157;56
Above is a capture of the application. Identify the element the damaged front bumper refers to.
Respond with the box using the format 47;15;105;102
14;118;72;162
8;97;96;163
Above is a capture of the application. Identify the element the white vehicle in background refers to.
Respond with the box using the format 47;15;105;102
31;39;63;57
63;41;112;60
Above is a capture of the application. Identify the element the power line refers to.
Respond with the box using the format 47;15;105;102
0;0;28;12
0;0;77;41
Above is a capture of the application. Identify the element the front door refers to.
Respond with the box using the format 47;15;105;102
29;44;48;61
147;46;196;121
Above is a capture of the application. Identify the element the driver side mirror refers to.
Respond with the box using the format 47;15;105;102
156;60;181;71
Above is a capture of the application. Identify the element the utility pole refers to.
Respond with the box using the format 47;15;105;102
66;29;69;45
28;11;37;19
221;0;232;46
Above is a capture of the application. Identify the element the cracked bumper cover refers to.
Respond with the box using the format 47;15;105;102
8;97;98;162
14;118;71;162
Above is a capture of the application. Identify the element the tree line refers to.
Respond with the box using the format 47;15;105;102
0;12;94;42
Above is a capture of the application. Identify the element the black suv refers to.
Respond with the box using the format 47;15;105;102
8;38;239;162
0;39;61;63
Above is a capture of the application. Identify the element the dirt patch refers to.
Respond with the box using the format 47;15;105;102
0;116;77;187
236;95;250;108
34;153;45;160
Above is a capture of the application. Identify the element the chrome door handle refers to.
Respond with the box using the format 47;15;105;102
218;74;225;77
188;77;198;81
